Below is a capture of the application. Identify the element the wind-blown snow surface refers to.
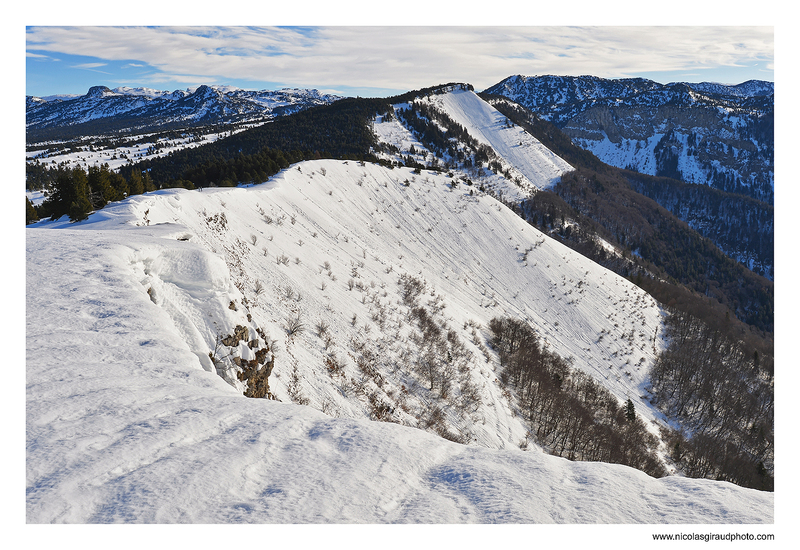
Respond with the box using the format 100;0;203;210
26;160;772;523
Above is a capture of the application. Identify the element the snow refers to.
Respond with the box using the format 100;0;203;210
575;131;710;185
372;89;573;204
26;189;46;206
26;125;262;172
417;89;574;192
26;159;773;524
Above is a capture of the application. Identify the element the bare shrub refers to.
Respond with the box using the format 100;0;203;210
315;320;330;337
284;313;306;337
324;352;344;377
286;363;310;405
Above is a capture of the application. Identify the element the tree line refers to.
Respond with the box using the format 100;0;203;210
395;99;493;171
488;316;665;478
117;97;393;187
649;309;774;491
31;164;157;223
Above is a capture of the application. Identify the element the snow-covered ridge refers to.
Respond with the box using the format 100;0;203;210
416;88;574;191
483;74;774;204
26;159;773;522
372;88;573;203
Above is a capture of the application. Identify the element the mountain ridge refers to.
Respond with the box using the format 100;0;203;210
25;84;343;140
484;75;774;204
26;81;775;520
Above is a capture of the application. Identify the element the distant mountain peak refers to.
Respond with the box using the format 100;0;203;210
86;85;116;99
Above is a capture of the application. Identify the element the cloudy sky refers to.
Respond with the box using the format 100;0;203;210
26;18;774;98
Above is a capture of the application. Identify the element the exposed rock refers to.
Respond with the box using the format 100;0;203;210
237;353;276;399
221;324;249;347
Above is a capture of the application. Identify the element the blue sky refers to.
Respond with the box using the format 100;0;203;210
26;25;774;98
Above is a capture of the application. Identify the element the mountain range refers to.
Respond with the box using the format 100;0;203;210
485;75;774;204
26;84;341;140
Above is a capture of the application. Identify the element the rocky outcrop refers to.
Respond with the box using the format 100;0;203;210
213;324;277;400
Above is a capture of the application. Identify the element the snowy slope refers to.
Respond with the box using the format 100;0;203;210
26;125;260;172
417;89;573;191
372;88;572;203
485;75;774;203
36;159;666;426
26;159;773;523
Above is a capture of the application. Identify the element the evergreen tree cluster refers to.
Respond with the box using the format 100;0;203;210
34;164;155;223
395;100;491;169
120;97;393;187
26;161;75;192
488;317;665;478
180;149;302;188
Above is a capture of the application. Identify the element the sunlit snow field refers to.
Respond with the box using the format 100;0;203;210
26;159;773;524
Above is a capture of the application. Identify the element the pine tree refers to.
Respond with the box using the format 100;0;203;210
26;197;39;225
87;165;113;209
109;170;129;200
625;398;636;422
68;168;93;222
142;171;156;192
41;171;76;220
128;170;144;196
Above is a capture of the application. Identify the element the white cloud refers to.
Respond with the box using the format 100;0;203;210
70;62;108;69
26;26;774;92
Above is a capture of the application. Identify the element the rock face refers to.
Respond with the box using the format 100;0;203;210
485;75;774;204
221;324;248;346
216;324;276;400
237;349;275;399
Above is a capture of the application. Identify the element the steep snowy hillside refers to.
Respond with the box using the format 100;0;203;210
373;87;572;203
416;89;573;191
27;159;773;523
